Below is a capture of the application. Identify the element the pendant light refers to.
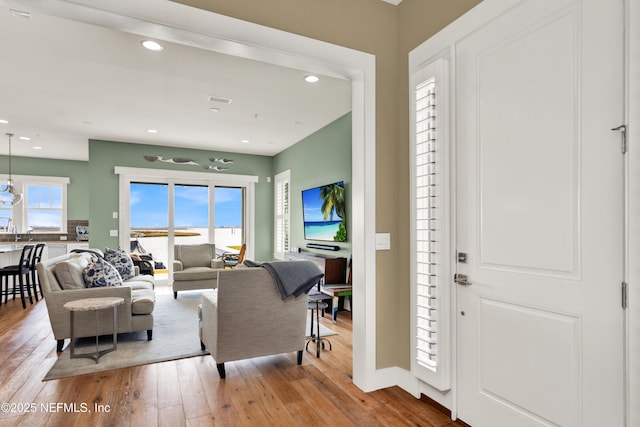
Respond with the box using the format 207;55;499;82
1;133;23;206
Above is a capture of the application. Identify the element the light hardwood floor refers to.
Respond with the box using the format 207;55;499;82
0;284;465;426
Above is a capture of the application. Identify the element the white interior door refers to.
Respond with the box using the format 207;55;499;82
455;0;624;426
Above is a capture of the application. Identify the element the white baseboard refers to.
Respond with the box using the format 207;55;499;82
365;366;421;398
363;366;453;412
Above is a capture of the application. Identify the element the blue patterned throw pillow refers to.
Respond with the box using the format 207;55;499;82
83;257;123;288
104;247;135;280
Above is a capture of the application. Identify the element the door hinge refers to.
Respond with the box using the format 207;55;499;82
622;281;628;309
611;124;627;154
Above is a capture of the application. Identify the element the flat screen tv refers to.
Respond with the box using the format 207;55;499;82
302;181;347;242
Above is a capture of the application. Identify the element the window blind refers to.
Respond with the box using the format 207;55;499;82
414;77;439;371
274;171;290;259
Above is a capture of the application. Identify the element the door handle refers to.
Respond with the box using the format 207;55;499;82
454;273;472;286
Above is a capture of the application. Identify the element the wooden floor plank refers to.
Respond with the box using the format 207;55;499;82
197;357;246;426
157;360;182;410
1;285;465;426
158;403;186;427
177;357;210;420
129;363;159;426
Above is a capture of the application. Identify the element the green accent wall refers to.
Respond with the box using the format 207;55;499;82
0;156;89;220
0;114;351;262
273;112;352;259
88;140;274;259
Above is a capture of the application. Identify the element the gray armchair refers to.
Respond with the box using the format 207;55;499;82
172;243;224;299
199;267;309;378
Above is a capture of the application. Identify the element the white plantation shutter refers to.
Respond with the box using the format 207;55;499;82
274;170;290;260
410;58;451;390
415;77;438;369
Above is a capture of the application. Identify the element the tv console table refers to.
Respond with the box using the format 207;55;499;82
285;251;349;321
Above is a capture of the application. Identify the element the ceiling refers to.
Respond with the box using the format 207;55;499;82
0;4;352;161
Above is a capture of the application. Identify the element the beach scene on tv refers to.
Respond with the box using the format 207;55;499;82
302;181;347;242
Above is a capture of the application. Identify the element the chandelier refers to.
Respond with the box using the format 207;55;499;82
1;133;23;206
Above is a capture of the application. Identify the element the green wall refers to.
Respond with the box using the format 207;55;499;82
273;113;352;259
0;155;89;220
1;115;351;261
87;140;274;259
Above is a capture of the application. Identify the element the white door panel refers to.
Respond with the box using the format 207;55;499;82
456;0;624;425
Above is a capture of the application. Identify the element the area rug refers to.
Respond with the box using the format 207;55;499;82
43;292;336;381
43;293;206;380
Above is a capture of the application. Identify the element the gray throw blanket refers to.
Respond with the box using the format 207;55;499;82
261;261;324;300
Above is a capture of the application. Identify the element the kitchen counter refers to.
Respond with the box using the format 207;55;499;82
0;242;89;265
0;244;26;253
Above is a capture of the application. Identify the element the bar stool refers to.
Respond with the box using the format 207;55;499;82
306;292;333;358
28;243;45;301
0;245;35;309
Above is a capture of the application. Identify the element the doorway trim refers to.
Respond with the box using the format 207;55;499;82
26;0;378;391
115;166;258;265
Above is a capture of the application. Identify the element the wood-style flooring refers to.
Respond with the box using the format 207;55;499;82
0;284;465;426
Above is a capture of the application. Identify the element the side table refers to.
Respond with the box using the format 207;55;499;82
63;297;124;363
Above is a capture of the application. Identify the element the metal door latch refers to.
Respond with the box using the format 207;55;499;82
457;252;467;263
454;273;472;286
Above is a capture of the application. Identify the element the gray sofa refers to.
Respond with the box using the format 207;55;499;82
172;243;224;299
199;267;309;378
37;251;155;352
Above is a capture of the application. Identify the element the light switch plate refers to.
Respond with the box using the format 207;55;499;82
109;229;118;237
112;211;118;219
375;233;391;250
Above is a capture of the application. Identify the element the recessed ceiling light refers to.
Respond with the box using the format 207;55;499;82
141;40;164;52
209;107;221;113
33;146;43;150
19;136;31;141
304;75;320;83
0;119;9;124
147;129;158;134
241;139;250;144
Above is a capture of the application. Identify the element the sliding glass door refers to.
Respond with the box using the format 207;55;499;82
213;186;244;254
129;181;244;283
175;184;210;246
130;182;169;280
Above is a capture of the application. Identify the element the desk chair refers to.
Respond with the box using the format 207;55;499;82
0;244;35;309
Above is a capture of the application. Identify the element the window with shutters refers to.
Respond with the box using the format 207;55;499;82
410;58;451;390
274;170;291;260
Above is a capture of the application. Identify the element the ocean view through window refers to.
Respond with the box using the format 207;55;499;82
130;182;244;276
